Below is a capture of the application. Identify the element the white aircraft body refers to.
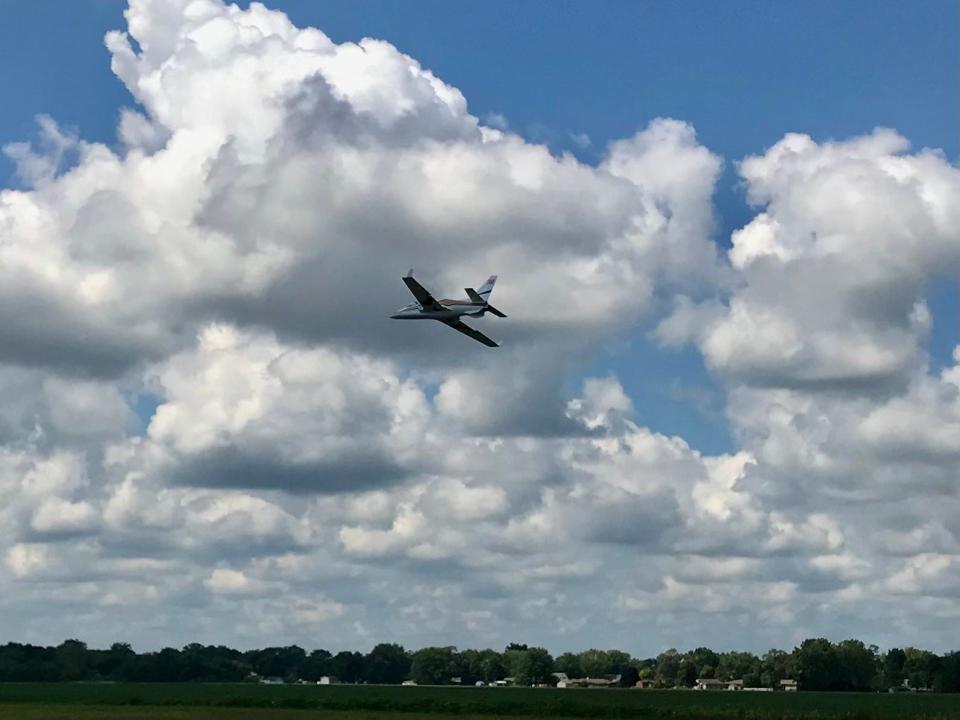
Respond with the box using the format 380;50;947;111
390;270;506;347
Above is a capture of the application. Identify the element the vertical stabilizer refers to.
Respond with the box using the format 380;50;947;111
477;275;497;300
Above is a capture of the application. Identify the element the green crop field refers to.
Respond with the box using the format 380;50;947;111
0;683;959;719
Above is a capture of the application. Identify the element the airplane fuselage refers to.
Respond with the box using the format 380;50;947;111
390;300;488;320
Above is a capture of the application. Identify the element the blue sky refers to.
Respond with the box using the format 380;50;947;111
2;0;955;456
4;1;955;172
4;0;955;233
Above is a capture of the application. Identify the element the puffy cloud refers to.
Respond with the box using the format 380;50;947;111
858;355;960;462
5;543;51;579
30;497;99;536
646;130;960;649
1;0;726;442
0;0;957;654
664;129;960;392
140;324;429;492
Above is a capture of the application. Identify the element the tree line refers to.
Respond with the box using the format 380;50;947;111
0;638;958;692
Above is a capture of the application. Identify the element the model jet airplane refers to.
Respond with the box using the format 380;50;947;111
390;270;506;347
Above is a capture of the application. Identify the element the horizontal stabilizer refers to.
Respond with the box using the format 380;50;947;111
465;288;484;303
486;304;507;318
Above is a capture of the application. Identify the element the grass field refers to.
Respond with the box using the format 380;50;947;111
0;707;534;720
1;683;959;719
0;707;525;720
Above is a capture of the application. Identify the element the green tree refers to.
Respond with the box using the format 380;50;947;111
54;639;89;681
794;638;841;691
760;648;793;688
903;647;939;690
479;650;506;683
655;649;682;688
635;657;657;677
457;648;482;685
179;644;246;682
717;651;760;683
98;642;137;680
579;649;610;677
607;650;633;674
410;647;457;685
554;652;583;678
882;648;906;689
682;647;719;686
301;649;332;681
457;648;505;685
508;647;554;686
619;666;640;687
247;646;306;681
934;652;960;693
363;643;410;684
330;651;364;683
835;640;878;691
154;647;187;682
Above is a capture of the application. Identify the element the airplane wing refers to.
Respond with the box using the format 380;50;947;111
403;274;443;311
442;318;499;347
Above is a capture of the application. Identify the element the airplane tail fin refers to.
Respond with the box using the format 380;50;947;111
477;275;497;300
466;284;506;318
478;276;503;316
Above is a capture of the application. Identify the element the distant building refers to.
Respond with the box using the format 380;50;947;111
558;675;620;688
694;678;726;690
694;678;745;691
401;680;418;686
317;676;336;685
261;677;285;685
780;679;798;692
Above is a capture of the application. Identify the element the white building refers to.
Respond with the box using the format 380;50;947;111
694;678;726;690
694;678;744;691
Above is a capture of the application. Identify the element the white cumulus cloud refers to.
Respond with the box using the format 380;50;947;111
0;0;957;654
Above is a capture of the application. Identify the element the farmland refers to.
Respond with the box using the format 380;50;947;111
1;683;959;719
